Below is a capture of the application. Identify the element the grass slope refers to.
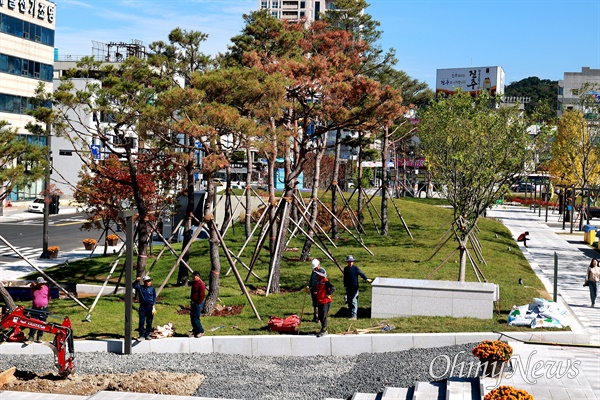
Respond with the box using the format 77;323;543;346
26;197;550;339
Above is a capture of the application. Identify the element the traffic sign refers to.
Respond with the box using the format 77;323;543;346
90;144;101;160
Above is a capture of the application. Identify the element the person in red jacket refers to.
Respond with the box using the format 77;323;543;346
190;271;206;338
314;269;335;337
517;231;530;248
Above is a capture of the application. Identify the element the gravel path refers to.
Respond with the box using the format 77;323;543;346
0;343;480;399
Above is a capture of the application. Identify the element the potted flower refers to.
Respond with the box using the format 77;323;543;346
484;386;533;400
472;340;513;377
47;246;60;258
107;234;119;246
82;238;97;250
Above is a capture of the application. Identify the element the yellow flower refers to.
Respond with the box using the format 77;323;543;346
472;340;513;363
82;238;97;245
107;234;119;241
47;246;60;252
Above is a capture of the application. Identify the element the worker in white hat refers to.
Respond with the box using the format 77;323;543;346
308;258;326;323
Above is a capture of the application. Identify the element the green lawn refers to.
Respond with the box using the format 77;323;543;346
24;196;550;339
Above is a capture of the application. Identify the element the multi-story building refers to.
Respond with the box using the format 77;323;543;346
1;0;56;200
557;67;600;117
259;0;336;24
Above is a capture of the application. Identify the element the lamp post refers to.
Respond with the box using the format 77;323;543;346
118;202;136;355
40;122;52;259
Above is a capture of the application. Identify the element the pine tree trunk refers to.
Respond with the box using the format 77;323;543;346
381;127;389;236
0;282;16;312
331;128;341;240
202;179;222;314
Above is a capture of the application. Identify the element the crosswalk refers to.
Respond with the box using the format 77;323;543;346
0;245;42;261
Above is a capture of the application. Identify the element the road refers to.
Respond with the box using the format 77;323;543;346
0;212;102;266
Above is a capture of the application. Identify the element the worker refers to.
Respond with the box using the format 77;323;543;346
27;276;51;344
133;275;157;340
314;269;335;337
308;258;326;323
343;255;372;320
190;271;206;338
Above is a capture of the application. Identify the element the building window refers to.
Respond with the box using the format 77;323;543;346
300;1;306;8
571;88;579;96
272;11;278;17
272;1;279;7
261;1;267;8
0;13;55;47
0;52;53;82
558;87;563;95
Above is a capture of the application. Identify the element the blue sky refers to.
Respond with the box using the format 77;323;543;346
55;0;600;90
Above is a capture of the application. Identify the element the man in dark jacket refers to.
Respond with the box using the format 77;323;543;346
133;275;157;340
190;270;206;338
343;255;371;320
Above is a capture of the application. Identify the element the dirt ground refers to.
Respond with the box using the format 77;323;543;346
3;370;204;396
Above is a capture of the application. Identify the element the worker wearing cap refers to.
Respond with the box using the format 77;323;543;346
27;276;51;343
343;255;371;320
314;268;335;337
134;275;157;340
308;259;326;323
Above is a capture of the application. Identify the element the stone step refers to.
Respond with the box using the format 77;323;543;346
381;386;412;399
351;393;380;400
412;381;446;400
446;377;480;400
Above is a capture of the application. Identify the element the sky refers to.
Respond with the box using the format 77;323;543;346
55;0;600;90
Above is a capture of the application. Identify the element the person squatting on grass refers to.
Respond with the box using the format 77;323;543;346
190;271;206;338
585;258;600;307
309;258;326;323
343;255;372;320
133;275;156;340
314;269;335;337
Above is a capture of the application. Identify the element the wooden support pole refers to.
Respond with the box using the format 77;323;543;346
209;219;261;320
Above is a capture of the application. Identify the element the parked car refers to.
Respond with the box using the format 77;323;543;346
510;183;535;193
28;198;45;213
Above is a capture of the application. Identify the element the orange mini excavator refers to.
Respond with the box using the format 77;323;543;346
0;306;75;377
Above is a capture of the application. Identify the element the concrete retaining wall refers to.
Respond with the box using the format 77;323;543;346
371;278;500;319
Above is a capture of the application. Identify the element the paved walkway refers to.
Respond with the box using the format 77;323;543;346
487;204;600;345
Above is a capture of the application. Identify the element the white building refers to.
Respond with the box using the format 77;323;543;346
0;0;56;200
557;67;600;117
259;0;336;24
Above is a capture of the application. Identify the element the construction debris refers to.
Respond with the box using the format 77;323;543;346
150;323;175;339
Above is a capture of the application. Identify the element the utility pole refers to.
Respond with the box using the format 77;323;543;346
40;122;51;259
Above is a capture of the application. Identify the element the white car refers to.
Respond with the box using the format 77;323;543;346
28;198;45;213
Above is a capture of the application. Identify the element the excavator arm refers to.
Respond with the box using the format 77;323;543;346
0;306;75;377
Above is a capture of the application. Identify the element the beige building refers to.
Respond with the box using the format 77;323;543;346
557;67;600;117
259;0;336;23
1;0;56;200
